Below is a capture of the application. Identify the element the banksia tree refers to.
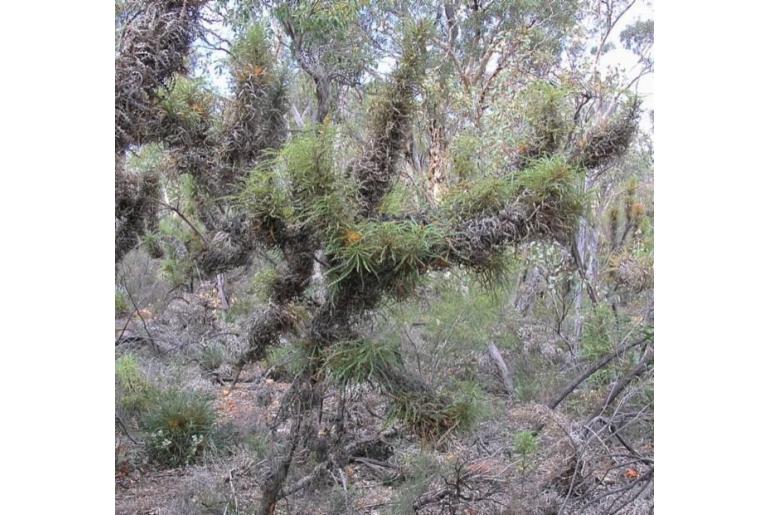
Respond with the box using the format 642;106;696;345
115;3;644;511
224;18;636;512
115;0;207;262
115;2;288;273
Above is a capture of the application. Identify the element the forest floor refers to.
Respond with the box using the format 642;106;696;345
115;255;653;515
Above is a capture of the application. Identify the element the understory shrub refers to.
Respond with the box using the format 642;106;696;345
581;302;619;384
141;388;216;467
115;288;130;317
197;342;226;372
116;353;157;416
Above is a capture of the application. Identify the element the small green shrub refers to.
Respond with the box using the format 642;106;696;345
581;303;618;384
513;431;538;472
450;131;482;179
197;342;226;372
115;288;130;317
160;254;194;289
241;431;270;460
141;232;164;258
388;452;441;514
513;430;538;464
250;266;278;302
116;354;157;415
388;390;475;441
158;75;213;128
141;388;216;467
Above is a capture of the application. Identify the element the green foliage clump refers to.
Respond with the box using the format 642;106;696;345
449;131;482;179
116;354;157;415
325;339;402;385
512;430;539;472
177;173;199;216
517;81;572;159
265;342;309;378
239;164;292;239
197;342;226;372
115;288;130;316
442;156;582;227
159;252;194;289
241;431;270;460
390;272;514;368
442;174;511;220
581;303;618;384
516;156;581;204
158;75;213;129
126;143;167;175
274;0;371;83
449;379;493;423
378;181;420;216
141;388;216;468
230;23;272;72
141;231;164;258
328;220;447;294
249;265;278;301
281;124;356;237
388;390;475;441
155;215;201;288
388;452;441;514
469;249;519;291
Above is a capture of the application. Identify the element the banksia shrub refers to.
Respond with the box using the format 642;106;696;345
141;388;216;467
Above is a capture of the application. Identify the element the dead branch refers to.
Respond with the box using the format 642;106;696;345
590;347;653;420
487;343;515;396
548;337;647;410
